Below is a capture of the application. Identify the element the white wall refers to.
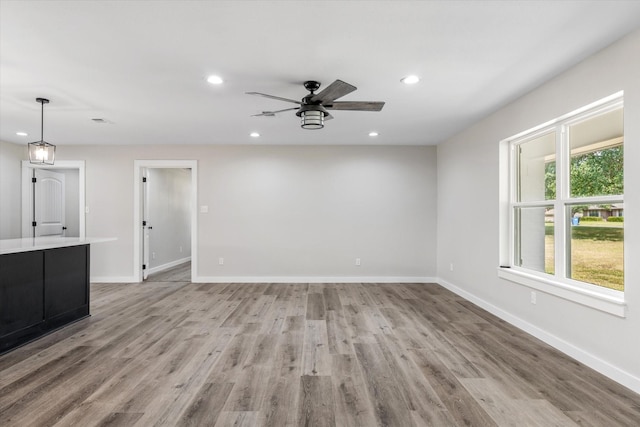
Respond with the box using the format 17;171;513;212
55;145;437;282
0;141;25;239
437;29;640;391
147;168;191;271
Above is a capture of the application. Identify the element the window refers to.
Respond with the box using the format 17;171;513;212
501;93;624;314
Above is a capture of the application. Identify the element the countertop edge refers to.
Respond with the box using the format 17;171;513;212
0;237;117;255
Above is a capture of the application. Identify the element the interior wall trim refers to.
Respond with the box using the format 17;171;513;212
192;276;437;284
90;276;138;284
132;160;198;283
90;275;436;284
20;160;86;239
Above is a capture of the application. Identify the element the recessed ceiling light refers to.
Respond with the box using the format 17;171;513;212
401;75;420;85
207;75;224;85
250;132;260;138
369;131;379;137
16;131;28;136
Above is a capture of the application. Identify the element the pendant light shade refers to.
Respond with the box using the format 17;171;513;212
28;98;56;165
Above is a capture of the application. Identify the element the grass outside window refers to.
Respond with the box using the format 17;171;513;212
545;222;623;291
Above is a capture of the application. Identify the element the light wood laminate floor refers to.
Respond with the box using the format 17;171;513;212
147;262;191;282
1;282;638;426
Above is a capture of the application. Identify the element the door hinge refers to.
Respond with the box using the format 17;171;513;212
32;221;37;227
142;177;147;183
142;264;147;270
32;177;37;183
142;220;147;226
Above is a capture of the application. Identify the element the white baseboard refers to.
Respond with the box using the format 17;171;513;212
90;276;137;283
192;276;437;284
436;277;640;395
90;274;435;284
147;257;191;275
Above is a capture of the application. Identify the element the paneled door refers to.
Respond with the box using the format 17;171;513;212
34;169;66;237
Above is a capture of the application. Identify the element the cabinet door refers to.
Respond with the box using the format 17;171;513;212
0;251;45;337
44;245;88;319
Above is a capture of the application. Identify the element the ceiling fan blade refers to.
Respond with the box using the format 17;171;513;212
325;101;385;111
311;80;357;103
246;92;302;105
251;107;299;117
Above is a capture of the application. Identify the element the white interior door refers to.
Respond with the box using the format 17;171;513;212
21;161;86;239
35;169;66;237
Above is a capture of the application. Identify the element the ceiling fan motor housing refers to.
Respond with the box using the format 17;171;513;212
297;81;328;118
295;103;329;117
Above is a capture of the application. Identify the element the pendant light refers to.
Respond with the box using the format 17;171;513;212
28;98;56;165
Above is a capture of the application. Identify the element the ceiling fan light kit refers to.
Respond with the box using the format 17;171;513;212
300;110;324;129
28;97;56;165
247;79;385;130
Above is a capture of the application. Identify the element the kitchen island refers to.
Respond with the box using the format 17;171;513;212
0;237;112;354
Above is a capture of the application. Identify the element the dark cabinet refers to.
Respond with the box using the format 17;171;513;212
0;244;90;354
0;251;45;338
45;245;89;322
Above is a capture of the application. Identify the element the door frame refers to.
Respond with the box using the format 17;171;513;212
133;160;198;283
21;160;86;238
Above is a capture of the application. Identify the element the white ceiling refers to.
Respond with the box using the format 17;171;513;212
1;1;640;147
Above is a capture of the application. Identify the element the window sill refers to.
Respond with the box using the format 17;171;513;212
497;267;626;317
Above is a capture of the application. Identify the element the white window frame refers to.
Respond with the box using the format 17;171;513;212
499;92;625;317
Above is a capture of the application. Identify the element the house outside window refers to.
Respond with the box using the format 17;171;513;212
505;93;624;302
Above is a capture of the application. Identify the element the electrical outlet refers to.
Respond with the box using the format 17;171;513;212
355;258;361;266
218;257;224;265
152;252;156;259
179;246;183;253
450;263;454;272
530;291;537;305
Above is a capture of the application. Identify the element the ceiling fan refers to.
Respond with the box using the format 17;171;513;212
246;79;385;129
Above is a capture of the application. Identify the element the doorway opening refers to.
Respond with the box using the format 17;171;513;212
133;160;197;283
21;160;86;239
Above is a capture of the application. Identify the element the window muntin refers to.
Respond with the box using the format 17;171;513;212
509;97;623;293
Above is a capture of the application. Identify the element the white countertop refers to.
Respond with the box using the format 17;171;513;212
0;237;117;255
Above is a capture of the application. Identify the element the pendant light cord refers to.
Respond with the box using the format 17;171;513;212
35;97;49;143
40;99;44;143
